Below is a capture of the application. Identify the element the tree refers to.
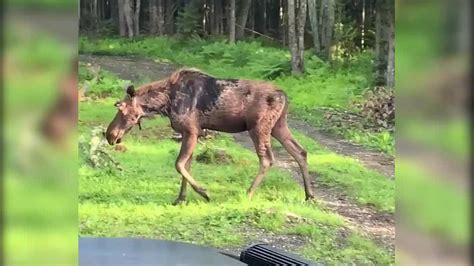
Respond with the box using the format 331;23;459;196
123;0;135;37
375;0;394;87
288;0;306;74
165;0;176;34
288;0;298;74
117;0;127;36
386;2;395;88
308;0;321;54
280;0;287;46
235;0;252;39
133;0;141;35
176;0;203;36
296;0;307;71
213;0;223;35
229;0;236;43
150;0;165;35
320;0;335;60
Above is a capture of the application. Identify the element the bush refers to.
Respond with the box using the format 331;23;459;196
356;87;395;131
79;126;123;174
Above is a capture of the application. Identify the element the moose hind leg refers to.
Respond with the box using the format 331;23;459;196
173;155;193;206
247;129;274;200
272;125;315;200
175;133;210;202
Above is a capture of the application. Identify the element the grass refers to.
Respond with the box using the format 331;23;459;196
79;97;394;264
79;36;394;154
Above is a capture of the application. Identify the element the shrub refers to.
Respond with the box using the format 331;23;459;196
79;126;123;174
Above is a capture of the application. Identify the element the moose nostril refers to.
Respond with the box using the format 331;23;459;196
102;131;106;137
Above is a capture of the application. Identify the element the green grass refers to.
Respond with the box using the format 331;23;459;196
79;98;394;264
79;36;394;154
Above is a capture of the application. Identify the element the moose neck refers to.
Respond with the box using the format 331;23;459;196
138;87;171;117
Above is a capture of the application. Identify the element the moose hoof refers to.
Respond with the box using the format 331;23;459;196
195;188;210;202
172;197;187;206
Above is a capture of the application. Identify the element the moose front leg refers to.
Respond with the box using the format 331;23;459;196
173;155;193;206
175;133;210;202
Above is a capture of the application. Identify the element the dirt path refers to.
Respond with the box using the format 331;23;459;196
287;119;394;178
79;54;178;82
79;54;395;255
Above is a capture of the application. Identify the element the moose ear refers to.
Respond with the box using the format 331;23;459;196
126;85;135;97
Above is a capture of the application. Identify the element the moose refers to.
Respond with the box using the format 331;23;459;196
105;69;315;205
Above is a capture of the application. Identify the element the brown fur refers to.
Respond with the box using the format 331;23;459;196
106;69;315;203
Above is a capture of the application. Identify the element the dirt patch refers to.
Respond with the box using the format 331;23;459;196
79;54;178;83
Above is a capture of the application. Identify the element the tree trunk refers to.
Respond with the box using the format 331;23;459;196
203;0;210;36
150;0;158;34
320;0;335;60
375;0;392;86
288;0;299;74
281;0;287;46
248;0;255;37
386;1;395;88
118;0;128;36
296;0;307;71
112;0;124;36
361;0;366;49
215;0;223;34
235;0;252;39
157;0;164;35
262;0;267;34
134;0;141;35
93;0;99;25
229;0;236;43
375;0;381;59
150;0;164;35
165;0;175;34
210;0;216;35
124;0;135;37
308;0;321;54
